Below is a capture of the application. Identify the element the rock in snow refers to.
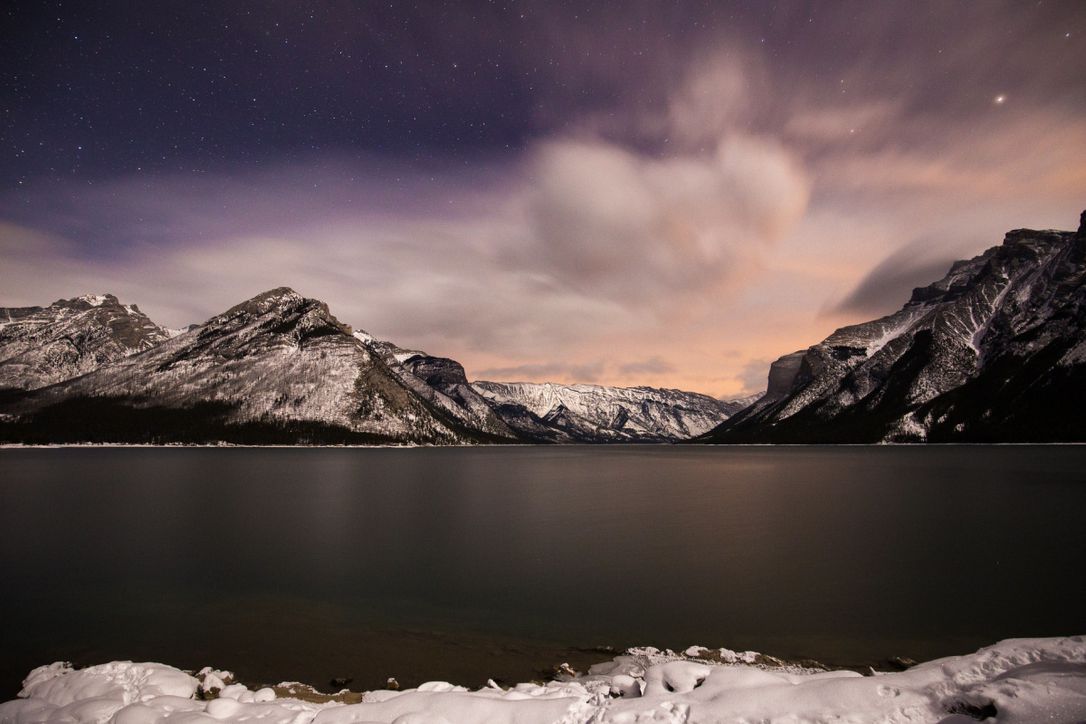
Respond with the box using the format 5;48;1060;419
1;636;1084;723
702;212;1086;443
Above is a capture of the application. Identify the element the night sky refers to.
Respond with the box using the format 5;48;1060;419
2;1;1084;396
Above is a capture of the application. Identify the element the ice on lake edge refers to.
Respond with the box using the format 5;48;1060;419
2;636;1084;724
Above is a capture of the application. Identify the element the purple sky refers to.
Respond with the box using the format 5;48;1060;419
2;2;1084;396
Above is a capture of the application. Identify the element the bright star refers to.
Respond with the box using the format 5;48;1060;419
994;94;1006;105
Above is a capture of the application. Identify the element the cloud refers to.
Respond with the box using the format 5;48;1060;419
831;243;958;317
476;357;678;386
783;100;902;143
473;361;604;384
662;55;753;147
516;133;809;306
617;356;675;376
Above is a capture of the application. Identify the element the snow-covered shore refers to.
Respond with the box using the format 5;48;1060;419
2;637;1084;724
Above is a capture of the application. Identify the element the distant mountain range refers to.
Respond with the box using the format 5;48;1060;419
699;210;1086;443
0;289;751;444
472;381;746;443
2;210;1083;444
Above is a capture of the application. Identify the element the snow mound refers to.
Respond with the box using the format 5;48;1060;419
0;661;200;724
1;637;1084;724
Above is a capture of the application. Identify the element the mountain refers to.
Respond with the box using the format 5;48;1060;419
471;381;740;442
353;331;521;440
0;294;171;391
0;287;739;445
0;288;514;445
700;211;1086;443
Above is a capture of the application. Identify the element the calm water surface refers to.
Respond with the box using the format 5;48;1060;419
1;446;1084;694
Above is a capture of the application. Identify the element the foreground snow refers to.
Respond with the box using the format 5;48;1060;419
2;637;1084;724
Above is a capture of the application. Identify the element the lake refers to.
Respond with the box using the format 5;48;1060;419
1;446;1084;695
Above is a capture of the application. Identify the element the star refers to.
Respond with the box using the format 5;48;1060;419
994;94;1006;105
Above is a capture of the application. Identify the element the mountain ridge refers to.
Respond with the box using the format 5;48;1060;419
0;288;742;444
1;287;500;445
699;211;1086;443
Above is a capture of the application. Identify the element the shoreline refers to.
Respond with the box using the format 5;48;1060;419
4;441;1086;448
4;636;1084;723
188;645;892;700
200;644;838;705
2;629;908;702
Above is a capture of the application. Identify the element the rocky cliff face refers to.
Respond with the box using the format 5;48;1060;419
0;294;171;391
1;288;493;444
703;212;1086;443
354;331;520;441
472;381;739;442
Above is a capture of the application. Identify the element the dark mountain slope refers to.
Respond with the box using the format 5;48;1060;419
701;211;1086;443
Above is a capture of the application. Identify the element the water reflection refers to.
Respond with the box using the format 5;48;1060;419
1;446;1084;695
